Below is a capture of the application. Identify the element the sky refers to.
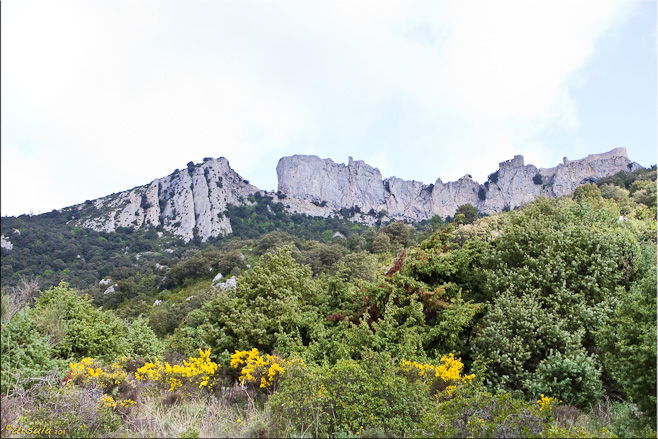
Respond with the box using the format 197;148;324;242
2;0;656;217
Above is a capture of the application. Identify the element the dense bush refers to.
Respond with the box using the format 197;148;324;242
597;247;657;420
270;351;427;437
473;198;644;408
1;309;62;394
125;315;165;361
198;246;322;357
418;386;551;438
31;283;129;361
525;350;603;409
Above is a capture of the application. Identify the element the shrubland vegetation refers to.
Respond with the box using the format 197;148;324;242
1;167;656;438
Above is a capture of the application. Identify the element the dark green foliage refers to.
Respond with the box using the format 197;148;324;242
32;282;129;361
478;186;486;200
533;173;543;185
378;221;412;249
454;204;478;225
0;211;181;292
525;350;602;409
597;244;657;421
198;246;321;356
165;247;246;287
225;195;362;241
1;309;62;394
595;165;656;190
488;170;499;183
371;232;391;253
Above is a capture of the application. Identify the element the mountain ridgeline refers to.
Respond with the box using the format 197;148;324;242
43;148;641;242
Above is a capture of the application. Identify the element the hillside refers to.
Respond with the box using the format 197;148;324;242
0;160;656;438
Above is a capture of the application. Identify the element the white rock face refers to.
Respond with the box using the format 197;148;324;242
277;148;640;220
277;155;385;213
1;235;13;251
213;275;237;291
69;158;258;242
63;149;642;241
549;148;641;197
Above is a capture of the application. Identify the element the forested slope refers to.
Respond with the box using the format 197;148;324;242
1;168;656;438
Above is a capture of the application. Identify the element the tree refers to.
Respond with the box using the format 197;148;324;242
379;222;411;248
572;183;602;203
198;246;321;357
372;233;391;254
454;204;478;225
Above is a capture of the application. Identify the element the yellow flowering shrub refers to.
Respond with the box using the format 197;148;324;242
135;348;219;392
230;348;303;393
69;357;129;390
537;394;561;412
400;353;474;394
68;357;137;413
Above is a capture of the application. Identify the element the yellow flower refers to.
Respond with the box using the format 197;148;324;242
537;394;560;411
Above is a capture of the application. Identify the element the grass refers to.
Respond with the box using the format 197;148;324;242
114;386;273;438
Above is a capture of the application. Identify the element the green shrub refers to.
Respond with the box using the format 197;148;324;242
18;382;122;438
1;309;62;394
125;315;164;361
454;204;478;225
474;292;582;393
598;249;657;424
270;351;426;437
198;246;321;357
32;282;128;361
417;387;552;438
573;183;602;203
525;350;603;409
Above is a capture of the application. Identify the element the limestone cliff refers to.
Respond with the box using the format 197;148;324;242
66;158;258;242
62;148;641;242
277;148;641;221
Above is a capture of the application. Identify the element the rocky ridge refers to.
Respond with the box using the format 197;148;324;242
65;158;258;242
58;148;640;242
277;148;642;221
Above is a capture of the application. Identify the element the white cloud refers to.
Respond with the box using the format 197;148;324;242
1;0;648;216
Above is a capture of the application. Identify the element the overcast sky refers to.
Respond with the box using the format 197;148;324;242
2;0;656;217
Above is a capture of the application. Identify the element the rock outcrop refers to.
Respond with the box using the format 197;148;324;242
67;158;258;242
61;148;641;242
0;234;13;251
277;148;641;221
